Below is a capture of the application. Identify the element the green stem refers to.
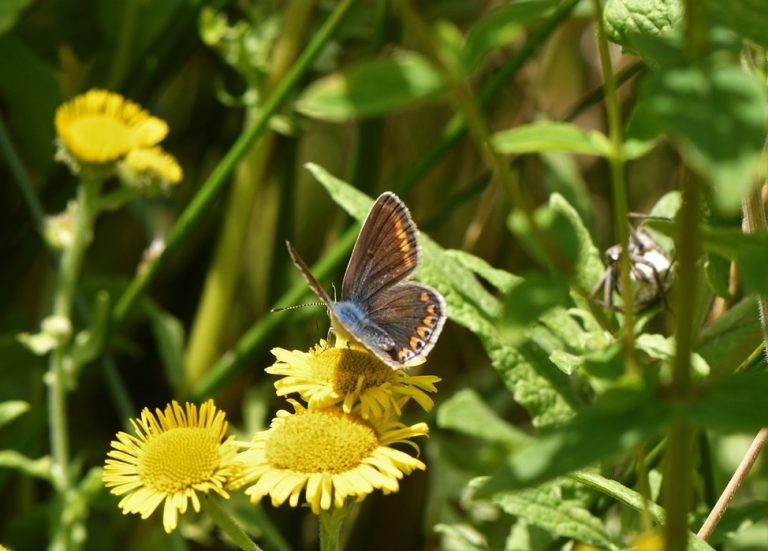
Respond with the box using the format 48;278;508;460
663;167;700;550
111;0;358;326
48;178;100;550
590;0;636;372
203;497;262;551
318;505;351;551
183;0;317;392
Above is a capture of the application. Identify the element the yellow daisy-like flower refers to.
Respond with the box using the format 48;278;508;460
118;147;183;194
103;400;238;533
267;340;440;420
235;400;428;514
55;89;168;164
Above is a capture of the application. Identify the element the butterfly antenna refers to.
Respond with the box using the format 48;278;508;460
270;302;326;313
331;282;338;302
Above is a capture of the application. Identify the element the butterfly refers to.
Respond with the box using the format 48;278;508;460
286;192;447;369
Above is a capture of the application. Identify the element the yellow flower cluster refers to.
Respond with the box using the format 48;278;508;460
102;339;439;533
55;89;182;192
235;338;440;513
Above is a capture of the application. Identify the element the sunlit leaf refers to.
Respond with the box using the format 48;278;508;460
437;389;531;448
296;52;443;121
492;121;612;157
0;400;29;428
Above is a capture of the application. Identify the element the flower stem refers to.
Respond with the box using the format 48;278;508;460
319;505;351;551
48;178;100;550
203;497;262;551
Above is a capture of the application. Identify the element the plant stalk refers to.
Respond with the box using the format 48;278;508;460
318;505;351;551
48;178;100;550
203;497;262;551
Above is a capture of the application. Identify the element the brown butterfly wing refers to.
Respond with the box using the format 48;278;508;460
341;192;421;303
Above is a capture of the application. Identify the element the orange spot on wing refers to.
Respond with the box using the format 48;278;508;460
427;305;436;315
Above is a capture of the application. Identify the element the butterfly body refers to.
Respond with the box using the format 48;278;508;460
287;192;446;369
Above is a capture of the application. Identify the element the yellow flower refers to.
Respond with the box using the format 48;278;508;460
103;400;238;533
632;531;664;551
55;89;168;164
118;147;183;194
235;400;428;514
267;340;440;420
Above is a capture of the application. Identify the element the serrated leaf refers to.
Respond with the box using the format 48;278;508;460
445;249;518;293
627;64;767;214
437;389;531;447
492;482;623;549
492;121;612;157
476;389;672;494
295;52;443;121
0;450;51;480
603;0;684;63
0;400;29;428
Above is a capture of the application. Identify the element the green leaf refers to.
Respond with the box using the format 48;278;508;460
492;121;612;157
295;52;443;121
0;400;29;428
437;389;531;448
704;0;768;48
492;481;623;549
508;202;581;275
570;471;716;551
0;450;51;480
697;296;761;372
476;389;672;494
548;193;604;296
603;0;684;62
627;64;767;214
0;0;33;35
502;275;570;329
705;253;732;299
461;1;557;73
700;227;768;296
690;372;768;432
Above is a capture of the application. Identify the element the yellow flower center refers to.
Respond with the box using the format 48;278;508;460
138;427;221;493
314;347;393;394
266;409;378;473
